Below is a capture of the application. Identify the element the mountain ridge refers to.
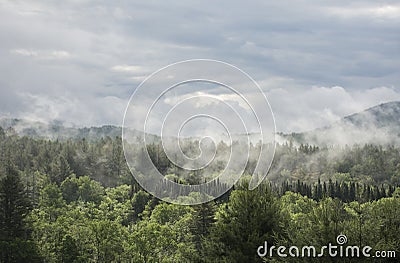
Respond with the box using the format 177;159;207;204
2;101;400;145
285;101;400;146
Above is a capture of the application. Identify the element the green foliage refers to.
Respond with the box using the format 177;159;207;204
1;131;399;262
60;235;80;263
61;175;105;204
271;143;400;184
204;182;283;263
131;190;151;221
0;166;42;262
50;154;73;185
0;166;30;240
90;219;126;262
0;238;41;263
127;203;198;263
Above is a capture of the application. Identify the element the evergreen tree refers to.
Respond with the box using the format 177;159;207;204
204;182;283;263
0;165;30;240
0;165;41;262
192;202;216;254
50;154;73;185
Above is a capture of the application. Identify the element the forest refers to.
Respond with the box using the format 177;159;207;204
0;127;399;262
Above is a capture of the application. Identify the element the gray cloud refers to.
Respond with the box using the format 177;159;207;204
0;0;399;132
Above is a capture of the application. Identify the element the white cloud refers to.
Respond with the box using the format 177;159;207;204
163;91;251;111
11;49;38;57
111;65;146;73
130;76;147;82
49;50;70;59
327;5;400;20
11;49;71;59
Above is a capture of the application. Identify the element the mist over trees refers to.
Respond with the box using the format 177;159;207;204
0;127;399;262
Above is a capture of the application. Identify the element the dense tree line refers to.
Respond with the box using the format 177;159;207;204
2;126;399;188
268;141;400;185
278;178;398;203
0;128;399;262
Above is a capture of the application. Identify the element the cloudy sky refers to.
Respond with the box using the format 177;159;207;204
0;0;399;132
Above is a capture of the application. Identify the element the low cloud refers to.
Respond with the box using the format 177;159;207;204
16;92;127;127
267;86;400;132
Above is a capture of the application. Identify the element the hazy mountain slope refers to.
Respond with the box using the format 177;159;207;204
287;101;400;146
343;101;400;129
0;118;163;143
2;101;400;145
0;118;122;140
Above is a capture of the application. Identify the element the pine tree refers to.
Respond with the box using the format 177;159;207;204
328;179;334;198
341;182;349;202
0;165;30;240
204;182;283;263
49;154;73;185
349;182;356;201
192;202;216;253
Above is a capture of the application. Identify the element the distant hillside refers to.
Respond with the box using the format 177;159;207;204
343;101;400;129
0;118;124;141
285;101;400;146
0;118;257;144
0;118;164;143
2;101;400;145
